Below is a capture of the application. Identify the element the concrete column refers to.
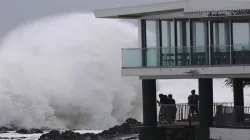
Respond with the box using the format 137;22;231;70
233;78;244;124
139;79;157;140
198;78;213;140
233;78;244;106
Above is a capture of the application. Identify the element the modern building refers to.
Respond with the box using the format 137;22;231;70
94;0;250;140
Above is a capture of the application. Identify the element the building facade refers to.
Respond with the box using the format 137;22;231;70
94;0;250;139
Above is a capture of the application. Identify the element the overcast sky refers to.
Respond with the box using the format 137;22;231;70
0;0;170;38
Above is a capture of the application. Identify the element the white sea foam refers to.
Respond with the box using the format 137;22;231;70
0;13;141;130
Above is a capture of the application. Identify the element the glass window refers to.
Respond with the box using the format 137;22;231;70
195;22;205;46
194;22;205;52
161;20;175;66
186;22;190;46
146;21;157;48
213;23;227;52
161;21;169;47
170;21;175;47
146;20;158;66
233;23;250;50
213;23;226;46
161;21;170;47
177;21;181;47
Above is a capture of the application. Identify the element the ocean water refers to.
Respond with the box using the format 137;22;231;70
0;130;103;140
0;130;140;140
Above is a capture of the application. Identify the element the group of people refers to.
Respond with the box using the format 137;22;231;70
157;94;177;123
157;89;199;124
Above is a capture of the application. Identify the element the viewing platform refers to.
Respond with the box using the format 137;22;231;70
160;102;250;128
121;45;250;79
122;45;250;68
157;102;250;140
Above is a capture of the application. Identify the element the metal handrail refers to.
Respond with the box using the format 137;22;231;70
158;103;250;128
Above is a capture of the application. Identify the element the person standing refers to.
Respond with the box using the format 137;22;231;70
188;90;199;118
157;94;168;123
166;94;176;123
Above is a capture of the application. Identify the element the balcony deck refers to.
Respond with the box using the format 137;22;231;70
122;46;250;68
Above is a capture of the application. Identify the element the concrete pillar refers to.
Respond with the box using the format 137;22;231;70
233;78;244;125
233;78;244;106
198;78;213;140
139;79;157;140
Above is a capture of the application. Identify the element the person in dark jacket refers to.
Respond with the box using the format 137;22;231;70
157;94;168;123
166;94;177;123
188;90;199;117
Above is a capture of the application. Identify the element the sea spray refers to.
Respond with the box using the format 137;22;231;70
0;13;141;130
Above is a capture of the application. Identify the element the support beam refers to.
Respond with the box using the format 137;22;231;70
233;78;244;125
233;78;244;106
139;79;157;140
198;78;213;140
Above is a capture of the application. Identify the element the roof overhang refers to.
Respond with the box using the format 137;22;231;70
94;0;250;19
93;0;185;19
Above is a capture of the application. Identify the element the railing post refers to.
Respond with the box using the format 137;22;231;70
157;19;162;67
181;20;187;66
141;20;147;67
174;19;178;66
229;20;233;64
189;19;194;65
204;21;210;65
209;21;214;65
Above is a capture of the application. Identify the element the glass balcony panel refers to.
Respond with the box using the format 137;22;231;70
122;49;142;68
146;48;158;67
211;45;231;65
233;45;250;64
176;47;190;66
122;45;250;68
162;47;175;67
192;46;207;65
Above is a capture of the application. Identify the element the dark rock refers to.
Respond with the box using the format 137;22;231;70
100;117;142;137
39;130;86;140
61;130;82;139
38;118;142;140
0;126;14;133
0;137;27;139
16;128;43;134
39;130;62;140
82;133;99;140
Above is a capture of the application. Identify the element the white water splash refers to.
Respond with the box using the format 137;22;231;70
0;13;141;130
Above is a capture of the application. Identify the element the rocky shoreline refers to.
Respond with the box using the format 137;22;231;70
0;118;142;140
39;118;142;140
